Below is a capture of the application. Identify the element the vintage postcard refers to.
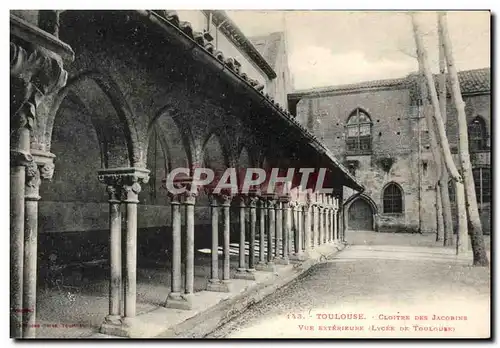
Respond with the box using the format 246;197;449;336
9;9;491;339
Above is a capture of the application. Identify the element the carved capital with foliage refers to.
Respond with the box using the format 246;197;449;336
10;41;68;132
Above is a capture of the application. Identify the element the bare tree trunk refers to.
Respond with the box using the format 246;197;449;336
439;173;454;245
437;21;454;246
435;185;444;241
410;15;462;184
438;12;488;265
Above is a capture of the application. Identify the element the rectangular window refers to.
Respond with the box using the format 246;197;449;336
473;168;491;205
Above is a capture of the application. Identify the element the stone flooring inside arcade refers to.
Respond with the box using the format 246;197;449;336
34;240;339;338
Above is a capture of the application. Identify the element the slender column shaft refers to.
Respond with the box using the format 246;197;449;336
334;208;338;243
106;186;122;323
291;203;298;252
312;204;319;247
237;198;246;273
275;202;282;259
331;207;335;242
171;197;182;294
318;206;323;245
282;201;289;260
267;200;275;263
258;199;266;263
184;195;195;295
249;198;257;270
296;205;303;253
222;196;231;281
23;163;41;338
210;197;219;281
304;204;312;252
123;185;140;319
11;128;30;338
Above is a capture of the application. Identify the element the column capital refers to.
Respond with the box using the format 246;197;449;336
246;195;259;208
25;160;41;201
25;149;56;200
98;167;150;203
98;167;150;186
10;150;33;167
10;40;68;132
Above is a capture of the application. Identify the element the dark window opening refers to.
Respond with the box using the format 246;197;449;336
468;116;488;152
346;108;372;154
383;183;403;214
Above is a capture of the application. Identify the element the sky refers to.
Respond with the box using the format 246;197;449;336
226;11;491;90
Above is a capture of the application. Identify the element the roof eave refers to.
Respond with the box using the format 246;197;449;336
205;10;277;80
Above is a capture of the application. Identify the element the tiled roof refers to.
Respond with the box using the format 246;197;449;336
249;32;283;70
289;77;408;98
454;67;490;95
202;10;277;80
148;10;363;191
290;67;490;99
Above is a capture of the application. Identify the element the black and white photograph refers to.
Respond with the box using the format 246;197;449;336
8;8;491;339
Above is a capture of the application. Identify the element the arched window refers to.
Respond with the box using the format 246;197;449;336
383;183;403;214
346;108;372;154
468;116;488;151
473;167;491;205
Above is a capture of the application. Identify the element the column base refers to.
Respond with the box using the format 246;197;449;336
164;292;193;310
255;261;276;272
100;317;127;337
275;256;290;265
289;251;307;261
234;269;257;280
99;316;139;337
206;279;231;293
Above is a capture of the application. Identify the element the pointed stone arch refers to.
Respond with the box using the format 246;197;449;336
345;194;378;231
40;69;143;168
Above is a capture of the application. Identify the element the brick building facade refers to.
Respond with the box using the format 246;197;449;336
288;68;491;234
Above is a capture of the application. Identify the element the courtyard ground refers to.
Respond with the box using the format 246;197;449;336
207;231;491;339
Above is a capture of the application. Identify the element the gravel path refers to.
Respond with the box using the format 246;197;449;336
207;244;490;338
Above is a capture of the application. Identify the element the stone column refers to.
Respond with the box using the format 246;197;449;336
263;196;276;271
98;176;123;327
326;196;332;243
277;196;290;264
98;168;149;335
256;197;273;271
22;161;40;339
290;202;305;261
318;199;324;246
122;175;148;323
333;197;339;244
291;202;298;252
281;198;290;264
304;192;312;254
22;153;54;338
247;195;258;273
206;193;230;292
274;201;283;263
10;147;30;339
234;196;256;280
183;190;197;305
312;197;319;248
330;197;335;243
166;193;182;304
220;193;233;283
10;32;70;337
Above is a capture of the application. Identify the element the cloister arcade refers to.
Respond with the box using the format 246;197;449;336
10;10;364;338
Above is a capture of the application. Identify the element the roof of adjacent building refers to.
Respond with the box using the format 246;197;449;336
202;10;277;80
289;67;491;99
248;32;284;70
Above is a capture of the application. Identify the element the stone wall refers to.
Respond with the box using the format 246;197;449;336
295;85;491;234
